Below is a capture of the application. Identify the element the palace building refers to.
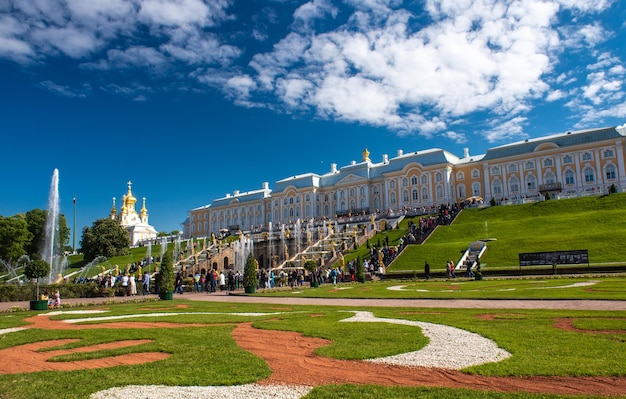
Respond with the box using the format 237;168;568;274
109;181;158;245
184;124;626;238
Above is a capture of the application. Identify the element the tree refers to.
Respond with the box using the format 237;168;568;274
156;251;174;296
356;256;365;283
24;259;50;299
0;215;32;264
24;209;70;258
243;253;258;293
80;218;130;262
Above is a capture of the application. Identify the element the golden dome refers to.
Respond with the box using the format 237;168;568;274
362;148;370;162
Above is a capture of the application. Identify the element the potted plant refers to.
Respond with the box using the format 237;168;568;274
243;253;258;294
304;259;318;288
156;251;174;300
24;259;50;310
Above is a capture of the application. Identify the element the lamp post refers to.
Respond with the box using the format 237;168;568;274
72;197;76;254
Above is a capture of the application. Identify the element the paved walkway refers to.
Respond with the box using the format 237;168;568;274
2;291;626;311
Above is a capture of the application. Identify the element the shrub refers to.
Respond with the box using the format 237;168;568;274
243;253;258;290
156;251;174;294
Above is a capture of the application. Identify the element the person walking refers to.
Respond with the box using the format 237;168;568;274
424;260;430;280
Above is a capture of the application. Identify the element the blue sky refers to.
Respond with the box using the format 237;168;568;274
1;0;625;241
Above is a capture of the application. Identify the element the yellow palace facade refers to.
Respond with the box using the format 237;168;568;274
185;125;626;238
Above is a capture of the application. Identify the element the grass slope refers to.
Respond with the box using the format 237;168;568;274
390;193;626;272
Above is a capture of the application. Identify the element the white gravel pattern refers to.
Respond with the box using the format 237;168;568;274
340;311;511;369
90;383;312;399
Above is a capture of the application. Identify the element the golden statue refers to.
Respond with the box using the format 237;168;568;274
362;148;370;162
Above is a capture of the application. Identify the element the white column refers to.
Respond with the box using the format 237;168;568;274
482;163;491;199
594;149;604;191
615;141;626;189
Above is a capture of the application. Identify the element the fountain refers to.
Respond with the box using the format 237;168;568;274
233;234;253;274
268;222;273;268
160;236;168;260
42;169;67;283
146;240;152;266
294;219;302;254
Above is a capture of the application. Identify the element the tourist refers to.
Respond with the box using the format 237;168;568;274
142;271;150;295
129;274;137;296
53;290;61;308
121;273;130;296
175;272;184;294
424;260;430;280
219;271;226;291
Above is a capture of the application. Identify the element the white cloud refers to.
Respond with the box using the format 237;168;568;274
39;80;88;98
484;116;528;142
138;0;230;27
443;130;468;144
244;0;571;138
546;89;566;101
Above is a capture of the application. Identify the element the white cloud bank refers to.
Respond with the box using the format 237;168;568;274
0;0;622;143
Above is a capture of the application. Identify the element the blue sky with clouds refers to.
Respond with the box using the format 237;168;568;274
1;0;625;239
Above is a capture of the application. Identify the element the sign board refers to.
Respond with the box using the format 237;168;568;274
518;250;588;266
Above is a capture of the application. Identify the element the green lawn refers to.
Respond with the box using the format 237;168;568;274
390;193;626;273
257;275;626;300
0;300;624;398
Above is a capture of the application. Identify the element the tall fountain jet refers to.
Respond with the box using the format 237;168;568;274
42;169;63;283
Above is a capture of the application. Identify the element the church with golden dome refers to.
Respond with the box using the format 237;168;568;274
109;181;158;245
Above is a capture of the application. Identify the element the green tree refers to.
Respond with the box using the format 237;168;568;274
80;218;130;262
24;259;50;299
243;253;258;292
156;251;174;295
24;209;70;257
0;215;33;264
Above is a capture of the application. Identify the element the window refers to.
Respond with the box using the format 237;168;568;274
421;175;428;184
472;182;481;196
457;184;466;198
543;158;553;167
296;196;300;203
565;170;575;185
421;187;428;200
289;197;294;204
472;169;480;179
402;190;409;202
603;149;615;158
456;171;464;180
584;167;595;183
305;194;310;201
412;189;419;200
435;172;443;182
324;194;329;202
527;175;537;190
544;171;556;185
436;185;443;198
283;198;287;205
606;164;617;180
509;177;519;193
508;164;518;173
563;155;573;164
525;161;534;170
402;178;408;187
389;180;396;189
491;166;501;175
390;192;396;204
340;190;345;198
359;187;365;196
411;176;418;185
492;180;502;195
582;152;592;161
